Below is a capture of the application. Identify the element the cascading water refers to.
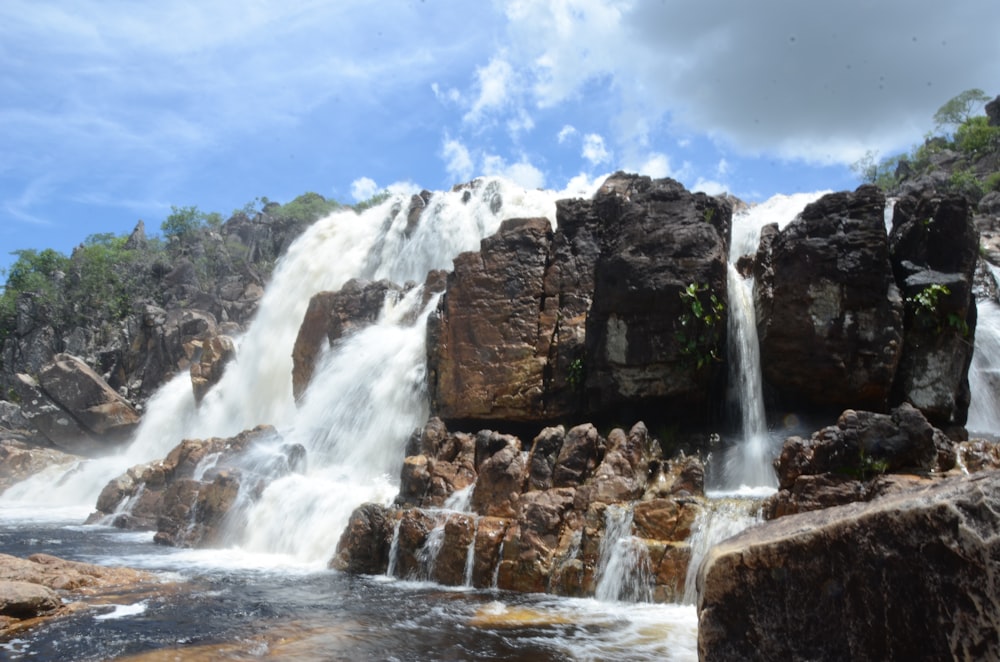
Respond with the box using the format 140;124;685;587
968;265;1000;436
593;504;653;602
719;192;829;490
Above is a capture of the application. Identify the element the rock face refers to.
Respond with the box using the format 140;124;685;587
190;333;235;404
12;353;141;455
292;279;405;401
585;174;732;419
755;186;903;413
889;192;979;429
0;440;80;492
764;404;953;519
88;425;306;547
427;173;732;426
698;470;1000;661
333;417;706;603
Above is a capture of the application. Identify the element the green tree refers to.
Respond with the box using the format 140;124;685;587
161;205;206;239
954;115;1000;157
933;88;991;131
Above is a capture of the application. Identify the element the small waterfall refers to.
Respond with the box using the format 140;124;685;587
462;518;479;587
682;498;763;605
593;504;653;603
386;518;403;578
491;538;505;589
416;520;447;581
723;264;773;488
443;484;475;513
720;191;829;491
969;265;1000;436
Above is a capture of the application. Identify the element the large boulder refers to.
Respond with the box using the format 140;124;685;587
427;173;731;427
585;174;732;420
765;404;953;518
427;217;560;422
698;471;1000;661
190;333;235;404
291;279;406;401
889;192;979;429
13;354;140;455
755;185;903;413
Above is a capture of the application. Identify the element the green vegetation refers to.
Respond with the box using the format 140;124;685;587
908;283;969;337
353;190;392;213
0;189;349;356
852;88;999;204
676;282;725;369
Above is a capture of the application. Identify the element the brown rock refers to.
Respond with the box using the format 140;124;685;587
552;423;604;487
698;471;1000;661
190;334;235;404
0;580;61;619
330;503;394;574
0;440;80;493
471;438;526;518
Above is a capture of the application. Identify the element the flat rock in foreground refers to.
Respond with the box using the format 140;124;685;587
698;470;1000;661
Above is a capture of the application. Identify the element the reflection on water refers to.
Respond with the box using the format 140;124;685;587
0;510;699;661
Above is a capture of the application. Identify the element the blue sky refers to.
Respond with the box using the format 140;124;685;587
2;0;998;275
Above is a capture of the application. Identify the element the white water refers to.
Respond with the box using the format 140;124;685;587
969;300;1000;436
2;178;568;566
682;497;763;605
721;191;828;490
594;504;653;603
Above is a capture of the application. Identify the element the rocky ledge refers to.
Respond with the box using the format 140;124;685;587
0;552;160;636
332;417;707;601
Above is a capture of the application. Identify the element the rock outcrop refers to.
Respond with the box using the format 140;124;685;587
333;417;706;602
764;403;953;519
889;191;979;429
0;552;160;636
88;425;306;547
0;439;81;492
698;470;1000;661
427;173;732;427
12;353;141;455
755;185;903;413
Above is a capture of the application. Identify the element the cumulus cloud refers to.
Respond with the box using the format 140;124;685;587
350;177;378;202
464;57;518;124
441;138;475;184
582;133;611;166
557;125;577;143
482;154;546;189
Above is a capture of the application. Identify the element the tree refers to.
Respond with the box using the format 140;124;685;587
933;88;991;131
161;205;205;239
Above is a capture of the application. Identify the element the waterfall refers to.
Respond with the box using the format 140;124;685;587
593;504;653;602
720;191;828;490
969;299;1000;437
462;518;478;587
682;498;763;605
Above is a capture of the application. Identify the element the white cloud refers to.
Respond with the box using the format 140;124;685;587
557;124;577;144
582;133;611;166
464;57;518;124
691;178;728;196
632;152;673;179
350;177;378;202
441;138;475;184
716;158;730;176
482;154;546;189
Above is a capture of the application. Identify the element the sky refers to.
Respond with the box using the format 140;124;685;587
1;0;998;275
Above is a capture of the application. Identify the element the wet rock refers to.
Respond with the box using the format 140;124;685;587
330;503;394;575
585;174;731;419
291;279;406;401
13;354;140;454
699;471;1000;661
552;423;604;488
755;185;903;413
765;404;951;518
525;425;566;492
0;580;61;619
889;192;979;428
190;333;235;404
471;435;526;518
0;440;81;493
